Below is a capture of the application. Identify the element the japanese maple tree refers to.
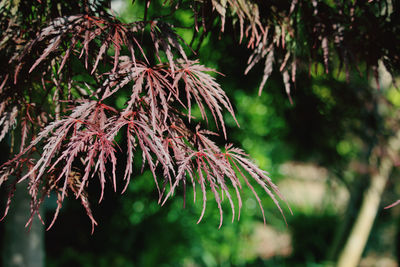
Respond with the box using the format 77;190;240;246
0;0;292;232
1;0;399;234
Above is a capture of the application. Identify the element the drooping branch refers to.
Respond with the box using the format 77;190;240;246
0;4;290;230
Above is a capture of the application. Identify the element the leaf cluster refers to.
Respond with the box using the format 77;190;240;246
0;0;291;231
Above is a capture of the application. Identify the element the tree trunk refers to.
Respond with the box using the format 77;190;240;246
2;180;45;267
327;177;368;261
337;131;400;267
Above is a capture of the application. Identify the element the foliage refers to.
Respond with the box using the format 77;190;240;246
1;0;399;233
0;0;292;232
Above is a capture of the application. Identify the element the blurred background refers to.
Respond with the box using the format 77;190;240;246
2;0;400;266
